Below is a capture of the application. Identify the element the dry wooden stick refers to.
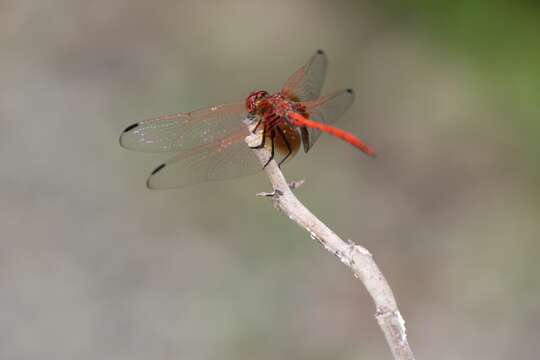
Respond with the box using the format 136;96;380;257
244;122;416;360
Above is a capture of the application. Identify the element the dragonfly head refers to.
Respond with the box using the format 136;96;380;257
246;90;269;114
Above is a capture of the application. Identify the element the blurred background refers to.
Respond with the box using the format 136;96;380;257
1;0;539;359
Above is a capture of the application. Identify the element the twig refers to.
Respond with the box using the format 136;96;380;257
244;121;416;360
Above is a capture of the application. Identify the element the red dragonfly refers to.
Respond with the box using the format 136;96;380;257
120;50;376;189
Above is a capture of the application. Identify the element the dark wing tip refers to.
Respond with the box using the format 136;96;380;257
151;163;166;175
119;124;138;148
146;163;166;189
346;88;354;94
316;49;325;55
123;123;139;133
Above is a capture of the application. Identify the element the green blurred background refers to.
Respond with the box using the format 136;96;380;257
1;0;539;359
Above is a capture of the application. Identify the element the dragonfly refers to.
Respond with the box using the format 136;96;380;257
120;50;376;189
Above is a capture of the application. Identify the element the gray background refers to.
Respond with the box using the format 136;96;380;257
1;1;539;359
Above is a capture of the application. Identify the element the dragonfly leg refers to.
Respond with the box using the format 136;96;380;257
250;123;266;149
276;126;291;168
263;129;276;169
252;118;263;133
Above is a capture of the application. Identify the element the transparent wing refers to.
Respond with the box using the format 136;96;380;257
281;50;327;102
119;102;246;152
301;88;355;151
145;129;265;189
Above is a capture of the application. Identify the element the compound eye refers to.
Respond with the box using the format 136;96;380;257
246;91;268;114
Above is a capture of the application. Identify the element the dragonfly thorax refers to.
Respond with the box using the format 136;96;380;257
247;91;307;123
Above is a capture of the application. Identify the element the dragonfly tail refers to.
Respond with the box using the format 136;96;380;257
288;113;376;157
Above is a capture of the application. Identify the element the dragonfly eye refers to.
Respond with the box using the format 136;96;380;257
246;90;269;114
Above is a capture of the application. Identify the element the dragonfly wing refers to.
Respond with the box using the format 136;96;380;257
301;88;355;151
281;50;327;102
120;102;247;152
146;129;263;189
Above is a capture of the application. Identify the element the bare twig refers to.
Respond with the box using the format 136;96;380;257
244;121;416;360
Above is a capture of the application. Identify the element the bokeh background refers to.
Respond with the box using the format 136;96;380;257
1;0;539;359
